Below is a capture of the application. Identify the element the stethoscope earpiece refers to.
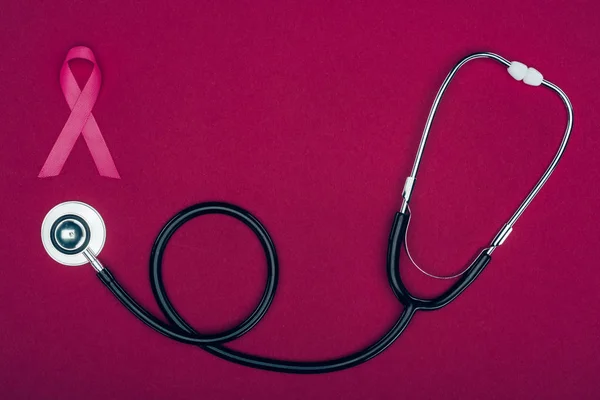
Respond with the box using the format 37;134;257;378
41;201;106;266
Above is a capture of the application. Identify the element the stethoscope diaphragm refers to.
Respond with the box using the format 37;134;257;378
41;201;106;266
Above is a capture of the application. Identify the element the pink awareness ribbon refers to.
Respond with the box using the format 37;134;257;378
39;46;120;178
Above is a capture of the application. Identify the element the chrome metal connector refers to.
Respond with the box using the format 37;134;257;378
400;177;416;214
486;224;514;255
83;248;105;272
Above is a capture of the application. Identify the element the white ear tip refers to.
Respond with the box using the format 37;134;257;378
524;67;543;86
508;61;527;81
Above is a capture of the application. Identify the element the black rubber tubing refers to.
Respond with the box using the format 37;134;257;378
97;201;491;373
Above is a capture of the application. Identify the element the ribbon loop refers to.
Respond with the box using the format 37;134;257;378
39;46;120;179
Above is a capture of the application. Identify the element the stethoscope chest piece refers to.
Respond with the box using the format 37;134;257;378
41;201;106;266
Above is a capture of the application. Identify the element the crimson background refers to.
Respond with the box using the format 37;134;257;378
1;1;599;399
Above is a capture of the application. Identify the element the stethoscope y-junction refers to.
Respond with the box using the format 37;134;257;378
41;52;573;374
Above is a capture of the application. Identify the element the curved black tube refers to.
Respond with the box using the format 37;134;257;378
97;202;488;373
387;212;491;311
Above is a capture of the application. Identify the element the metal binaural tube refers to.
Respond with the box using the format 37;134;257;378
399;52;573;256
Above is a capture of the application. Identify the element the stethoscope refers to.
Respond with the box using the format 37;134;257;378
41;52;573;374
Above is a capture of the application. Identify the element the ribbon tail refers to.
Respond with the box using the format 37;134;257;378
38;112;91;177
81;115;121;179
